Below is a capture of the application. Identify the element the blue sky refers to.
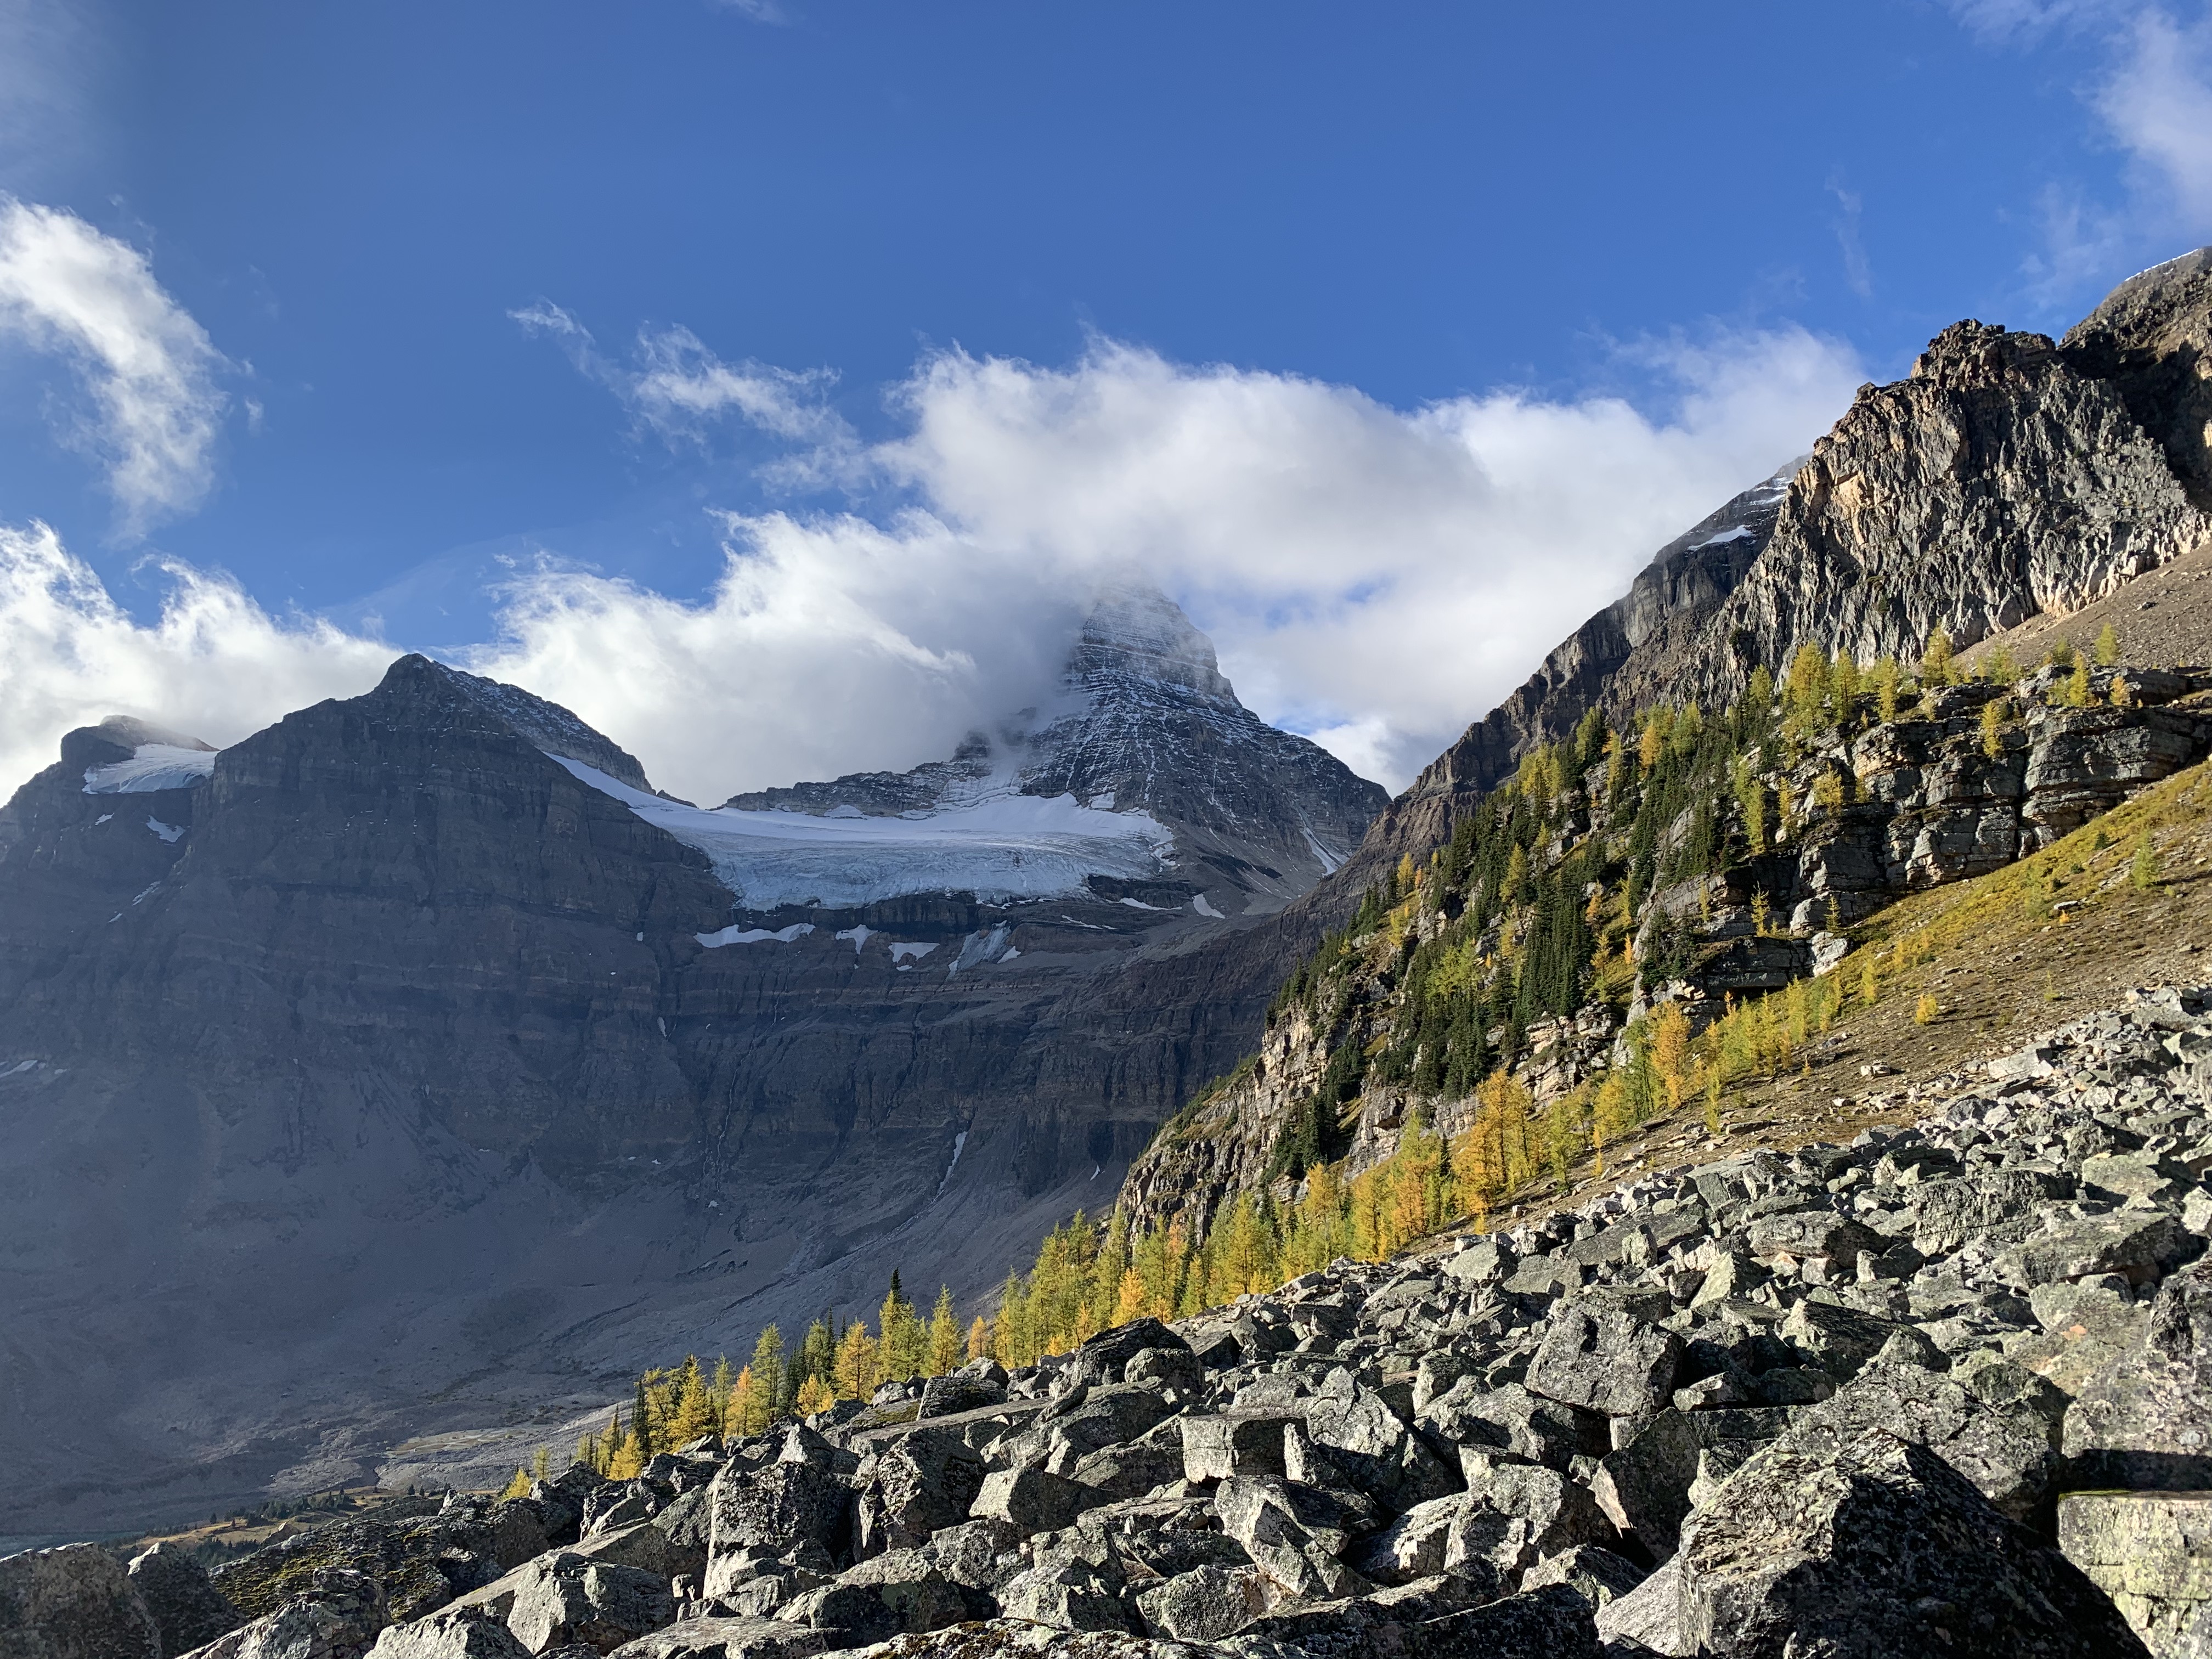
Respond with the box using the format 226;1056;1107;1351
1;1;2208;797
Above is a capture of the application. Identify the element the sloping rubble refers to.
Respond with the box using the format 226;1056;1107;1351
20;985;2212;1657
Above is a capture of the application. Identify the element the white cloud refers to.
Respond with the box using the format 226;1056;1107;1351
3;326;1860;804
2095;7;2212;235
864;331;1863;785
512;301;859;483
0;522;393;794
0;198;230;535
466;514;1087;805
1950;1;2212;306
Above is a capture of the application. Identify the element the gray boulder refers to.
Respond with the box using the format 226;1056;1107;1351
1133;1564;1267;1641
1787;1360;2067;1525
706;1464;849;1566
968;1465;1087;1533
1676;1427;2148;1657
0;1543;161;1659
852;1430;983;1557
364;1612;534;1659
1590;1408;1790;1557
1446;1458;1614;1583
443;1553;672;1655
182;1568;390;1659
2066;1256;2212;1490
1519;1543;1645;1609
1525;1300;1684;1423
1418;1380;1586;1470
129;1541;246;1656
600;1617;826;1658
2057;1491;2212;1659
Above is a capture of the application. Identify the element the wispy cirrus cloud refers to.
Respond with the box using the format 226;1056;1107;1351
0;197;230;537
1947;1;2212;307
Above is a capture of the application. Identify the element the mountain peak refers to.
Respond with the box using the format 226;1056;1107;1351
1068;583;1237;705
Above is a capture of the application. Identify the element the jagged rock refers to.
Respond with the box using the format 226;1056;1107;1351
1593;1555;1689;1656
442;1553;671;1655
1675;1427;2149;1657
1180;1412;1296;1483
915;1375;1004;1420
600;1617;826;1658
1777;1299;1910;1385
1997;1208;2195;1289
707;1464;850;1566
0;1543;162;1659
968;1466;1086;1533
1444;1459;1614;1584
364;1613;534;1659
130;1541;246;1656
1519;1543;1646;1609
1294;1371;1459;1512
1063;1320;1192;1387
1590;1408;1790;1557
183;1568;391;1659
2057;1491;2212;1659
1132;1564;1268;1642
1211;1478;1367;1601
853;1431;984;1556
1525;1299;1684;1423
1226;1582;1601;1659
2066;1256;2212;1490
825;1623;1197;1656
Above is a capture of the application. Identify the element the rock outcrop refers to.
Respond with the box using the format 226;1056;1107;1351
33;991;2208;1657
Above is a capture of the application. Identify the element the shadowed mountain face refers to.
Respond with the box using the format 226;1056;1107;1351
0;590;1384;1545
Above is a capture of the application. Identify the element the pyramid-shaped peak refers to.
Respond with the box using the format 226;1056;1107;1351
1070;584;1236;704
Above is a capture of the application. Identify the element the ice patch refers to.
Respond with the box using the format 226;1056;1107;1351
1091;791;1115;810
546;754;1176;909
2;1059;37;1076
1692;524;1756;548
1192;894;1224;918
1000;946;1020;961
836;924;877;954
696;922;815;948
93;814;112;825
129;882;160;906
935;1128;969;1196
1119;896;1167;912
145;817;184;844
950;923;1015;973
83;743;217;794
1301;827;1344;874
889;941;937;963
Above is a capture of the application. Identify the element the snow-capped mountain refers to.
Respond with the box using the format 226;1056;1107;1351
0;586;1381;1545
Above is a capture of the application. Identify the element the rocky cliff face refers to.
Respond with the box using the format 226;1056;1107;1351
1397;248;2212;828
0;591;1382;1545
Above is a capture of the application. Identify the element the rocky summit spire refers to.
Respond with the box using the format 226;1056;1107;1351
1063;581;1239;706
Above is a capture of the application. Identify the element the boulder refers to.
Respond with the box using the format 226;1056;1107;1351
443;1553;672;1656
1519;1543;1645;1609
1675;1427;2148;1657
364;1613;534;1659
968;1465;1087;1533
1063;1318;1191;1387
853;1430;984;1556
0;1543;161;1659
1295;1372;1459;1513
706;1464;850;1566
993;1561;1131;1633
1590;1408;1791;1557
1912;1171;2072;1256
1446;1458;1614;1583
2000;1209;2194;1290
1777;1299;1909;1385
1784;1360;2066;1525
813;1551;975;1635
1743;1209;1884;1266
1211;1477;1367;1601
179;1568;390;1659
2057;1491;2212;1659
2066;1257;2212;1491
1132;1564;1268;1642
1593;1556;1689;1657
600;1617;826;1658
1525;1300;1684;1423
1417;1380;1586;1470
914;1375;1005;1420
1179;1411;1297;1483
129;1541;246;1656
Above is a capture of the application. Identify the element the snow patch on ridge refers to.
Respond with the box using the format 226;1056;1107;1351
84;744;216;794
697;922;814;947
548;754;1176;909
